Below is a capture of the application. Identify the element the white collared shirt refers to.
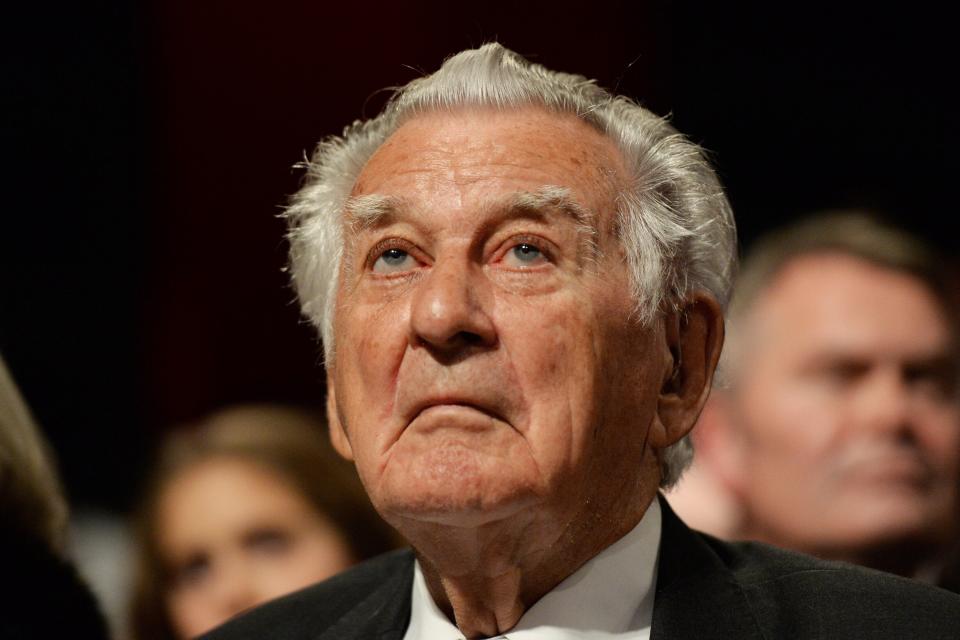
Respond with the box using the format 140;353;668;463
402;499;661;640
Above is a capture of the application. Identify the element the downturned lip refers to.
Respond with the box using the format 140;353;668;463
405;398;506;424
840;452;933;485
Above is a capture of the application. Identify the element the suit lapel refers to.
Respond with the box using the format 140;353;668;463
318;551;414;640
651;496;764;640
318;500;765;640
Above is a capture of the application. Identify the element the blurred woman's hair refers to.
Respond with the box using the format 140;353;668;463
130;404;399;640
0;354;68;551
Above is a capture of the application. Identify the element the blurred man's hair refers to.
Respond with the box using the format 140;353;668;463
719;211;955;387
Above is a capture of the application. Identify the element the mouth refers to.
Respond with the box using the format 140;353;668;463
405;397;507;429
411;399;502;419
840;451;934;487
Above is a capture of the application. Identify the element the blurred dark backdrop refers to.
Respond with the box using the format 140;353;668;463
2;0;954;511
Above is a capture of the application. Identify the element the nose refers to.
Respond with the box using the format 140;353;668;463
854;366;913;437
212;561;259;622
408;256;496;356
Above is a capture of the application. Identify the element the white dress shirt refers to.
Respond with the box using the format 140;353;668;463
402;499;661;640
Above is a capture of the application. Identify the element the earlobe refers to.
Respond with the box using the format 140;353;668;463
653;292;725;449
326;372;355;461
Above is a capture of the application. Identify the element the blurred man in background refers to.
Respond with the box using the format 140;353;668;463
669;212;960;590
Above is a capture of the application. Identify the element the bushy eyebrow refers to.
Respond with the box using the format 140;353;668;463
508;185;592;228
507;186;599;257
343;193;402;233
343;186;599;257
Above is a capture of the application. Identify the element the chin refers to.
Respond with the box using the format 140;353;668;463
827;491;940;547
371;436;545;526
381;497;535;529
373;449;541;529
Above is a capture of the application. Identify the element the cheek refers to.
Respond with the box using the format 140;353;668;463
167;590;219;640
235;527;356;606
256;547;353;598
506;305;583;389
291;531;356;581
741;371;844;462
914;404;960;471
336;301;409;426
502;298;594;435
498;288;642;476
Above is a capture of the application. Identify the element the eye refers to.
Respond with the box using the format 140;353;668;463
372;247;418;274
244;528;292;556
905;362;957;401
815;361;868;391
501;242;549;268
171;553;211;589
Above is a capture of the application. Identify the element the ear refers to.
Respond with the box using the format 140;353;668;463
651;291;725;449
325;368;354;461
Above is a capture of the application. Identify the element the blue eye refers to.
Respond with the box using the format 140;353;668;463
503;242;548;268
381;248;407;265
373;248;416;273
513;244;541;261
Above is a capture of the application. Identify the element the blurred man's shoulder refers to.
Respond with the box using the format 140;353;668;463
201;549;414;640
708;534;960;637
658;502;960;639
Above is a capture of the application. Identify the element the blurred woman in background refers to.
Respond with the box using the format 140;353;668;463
130;405;399;640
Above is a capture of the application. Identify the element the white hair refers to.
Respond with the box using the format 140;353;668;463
285;43;736;487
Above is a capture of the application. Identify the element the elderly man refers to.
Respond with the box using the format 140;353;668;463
669;213;960;590
207;46;960;639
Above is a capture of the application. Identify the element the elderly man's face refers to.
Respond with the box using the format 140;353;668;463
731;253;960;553
326;107;673;533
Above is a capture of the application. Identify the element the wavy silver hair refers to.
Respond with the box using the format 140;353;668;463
285;43;736;487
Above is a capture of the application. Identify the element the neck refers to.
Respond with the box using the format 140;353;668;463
400;492;658;638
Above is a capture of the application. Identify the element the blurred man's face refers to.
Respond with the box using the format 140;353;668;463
731;253;960;555
325;106;672;538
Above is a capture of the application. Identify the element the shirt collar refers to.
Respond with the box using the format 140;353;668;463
403;499;661;639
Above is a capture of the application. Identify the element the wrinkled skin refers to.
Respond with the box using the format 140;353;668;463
325;106;723;637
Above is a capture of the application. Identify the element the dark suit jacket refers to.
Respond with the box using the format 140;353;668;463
204;498;960;639
1;528;110;640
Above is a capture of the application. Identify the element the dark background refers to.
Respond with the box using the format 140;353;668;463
2;1;954;512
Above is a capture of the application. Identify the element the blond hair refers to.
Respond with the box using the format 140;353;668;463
0;354;68;552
